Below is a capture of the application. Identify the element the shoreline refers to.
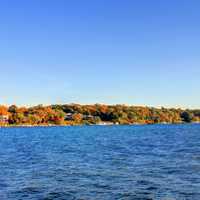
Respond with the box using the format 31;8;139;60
1;122;200;128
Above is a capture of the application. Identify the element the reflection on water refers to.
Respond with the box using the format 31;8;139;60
0;124;200;199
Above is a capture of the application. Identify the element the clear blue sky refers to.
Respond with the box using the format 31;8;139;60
0;0;200;108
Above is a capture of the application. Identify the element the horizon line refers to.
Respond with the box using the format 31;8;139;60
0;102;199;110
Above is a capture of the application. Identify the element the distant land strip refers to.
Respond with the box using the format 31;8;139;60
0;104;199;126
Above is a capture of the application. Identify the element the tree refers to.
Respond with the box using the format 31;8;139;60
181;111;193;123
0;105;9;115
72;113;83;124
8;105;18;113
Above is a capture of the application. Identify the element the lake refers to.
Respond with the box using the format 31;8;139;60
0;125;200;200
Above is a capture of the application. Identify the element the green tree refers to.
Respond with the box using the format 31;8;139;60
181;111;193;123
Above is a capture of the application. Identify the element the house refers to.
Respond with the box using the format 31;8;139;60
0;115;9;123
97;121;114;125
64;113;73;120
82;115;94;120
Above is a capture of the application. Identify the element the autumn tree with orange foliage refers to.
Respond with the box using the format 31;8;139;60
0;103;200;126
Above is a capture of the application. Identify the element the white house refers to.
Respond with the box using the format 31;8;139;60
0;115;9;123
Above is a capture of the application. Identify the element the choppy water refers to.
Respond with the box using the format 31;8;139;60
0;125;200;200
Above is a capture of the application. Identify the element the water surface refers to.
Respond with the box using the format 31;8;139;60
0;125;200;199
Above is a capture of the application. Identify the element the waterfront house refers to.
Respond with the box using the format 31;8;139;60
0;115;9;123
97;121;114;125
82;114;94;120
64;113;73;120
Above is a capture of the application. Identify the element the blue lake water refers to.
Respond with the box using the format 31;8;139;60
0;125;200;200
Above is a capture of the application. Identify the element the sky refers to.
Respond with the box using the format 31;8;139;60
0;0;200;108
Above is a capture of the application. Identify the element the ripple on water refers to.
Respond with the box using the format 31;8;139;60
0;125;200;200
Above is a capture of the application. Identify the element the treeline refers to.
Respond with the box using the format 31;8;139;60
0;104;200;126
